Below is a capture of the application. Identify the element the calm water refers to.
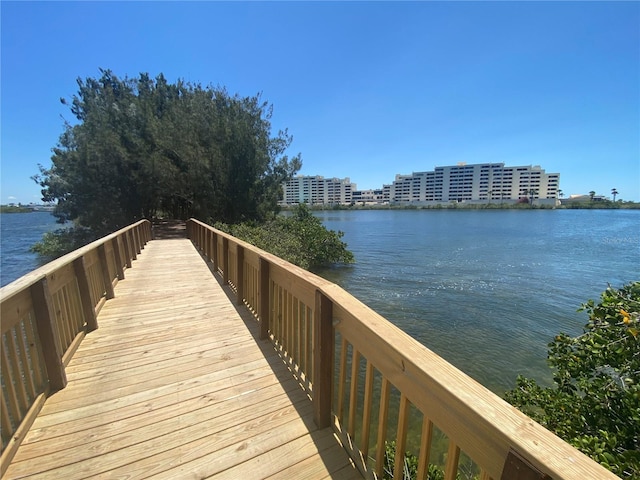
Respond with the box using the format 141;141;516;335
0;212;58;287
313;209;640;393
2;210;638;394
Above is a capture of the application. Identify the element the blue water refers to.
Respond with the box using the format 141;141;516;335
313;209;640;393
2;209;638;393
0;212;58;287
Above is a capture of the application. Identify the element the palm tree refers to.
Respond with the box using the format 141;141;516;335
528;188;538;208
589;191;596;202
611;188;618;202
558;189;564;199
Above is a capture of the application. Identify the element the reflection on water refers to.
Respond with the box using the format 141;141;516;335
313;209;640;393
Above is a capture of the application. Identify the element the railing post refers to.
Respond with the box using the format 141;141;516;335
212;232;219;272
259;258;270;340
122;230;132;268
113;237;125;280
222;237;229;285
236;245;244;305
205;229;211;261
133;226;142;254
128;230;137;261
73;256;98;331
313;290;334;428
30;278;67;391
97;244;115;300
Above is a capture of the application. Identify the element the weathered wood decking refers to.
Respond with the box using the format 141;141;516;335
4;235;361;479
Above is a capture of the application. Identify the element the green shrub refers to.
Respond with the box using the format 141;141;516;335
30;226;96;260
504;282;640;478
214;204;354;269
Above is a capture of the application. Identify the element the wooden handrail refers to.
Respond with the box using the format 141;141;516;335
186;218;618;480
0;219;151;475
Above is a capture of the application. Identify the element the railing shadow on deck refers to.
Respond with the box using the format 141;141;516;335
186;218;619;480
0;220;152;476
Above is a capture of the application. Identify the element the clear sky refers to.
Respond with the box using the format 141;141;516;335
2;1;639;204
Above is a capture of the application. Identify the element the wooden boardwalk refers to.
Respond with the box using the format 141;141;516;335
4;236;361;479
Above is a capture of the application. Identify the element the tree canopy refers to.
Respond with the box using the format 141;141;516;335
504;282;640;478
34;69;301;235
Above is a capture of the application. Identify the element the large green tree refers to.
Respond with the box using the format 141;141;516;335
34;70;301;235
504;282;640;478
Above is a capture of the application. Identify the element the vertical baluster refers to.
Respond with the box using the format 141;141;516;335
307;305;313;384
122;231;132;268
259;258;270;340
1;391;14;443
128;229;137;261
112;237;125;280
337;337;348;423
222;237;229;285
417;416;434;480
24;315;45;389
375;377;391;478
296;300;302;372
348;348;361;439
6;331;29;411
479;469;491;480
59;287;74;348
52;293;68;352
393;393;411;480
74;256;98;331
236;246;244;306
286;290;293;356
444;441;461;480
134;225;142;253
97;244;115;300
361;360;375;460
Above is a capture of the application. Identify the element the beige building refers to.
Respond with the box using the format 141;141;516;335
280;175;355;206
387;163;560;206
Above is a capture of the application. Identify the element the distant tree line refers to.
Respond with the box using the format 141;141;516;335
33;69;301;236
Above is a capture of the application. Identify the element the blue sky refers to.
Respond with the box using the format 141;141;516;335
2;1;639;204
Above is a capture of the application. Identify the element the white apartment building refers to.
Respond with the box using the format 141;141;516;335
352;189;385;204
387;163;560;205
280;175;355;206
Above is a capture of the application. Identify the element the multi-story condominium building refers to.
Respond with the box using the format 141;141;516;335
387;163;560;205
352;189;385;204
280;175;355;206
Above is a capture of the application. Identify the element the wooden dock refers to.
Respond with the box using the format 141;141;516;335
3;236;361;479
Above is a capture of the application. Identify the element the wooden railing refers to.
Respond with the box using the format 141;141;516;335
0;220;151;475
187;218;618;480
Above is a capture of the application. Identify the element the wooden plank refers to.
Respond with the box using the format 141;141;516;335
361;360;375;458
393;393;411;480
314;290;334;428
1;290;34;333
375;377;391;478
4;237;359;480
444;441;461;480
337;336;348;423
45;263;75;295
30;278;67;391
417;416;434;480
348;348;361;439
97;244;115;300
259;258;270;339
74;256;98;331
